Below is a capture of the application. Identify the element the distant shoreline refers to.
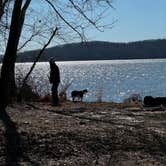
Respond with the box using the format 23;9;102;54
0;39;166;62
1;58;166;64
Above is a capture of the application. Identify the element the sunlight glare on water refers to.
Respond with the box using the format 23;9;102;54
15;59;166;102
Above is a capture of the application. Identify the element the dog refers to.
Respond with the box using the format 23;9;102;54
71;89;88;102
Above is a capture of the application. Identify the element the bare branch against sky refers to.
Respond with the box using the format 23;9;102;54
0;0;114;54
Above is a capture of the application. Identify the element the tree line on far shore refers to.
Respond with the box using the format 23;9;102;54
9;39;166;62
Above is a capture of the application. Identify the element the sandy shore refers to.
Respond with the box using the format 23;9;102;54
0;101;166;165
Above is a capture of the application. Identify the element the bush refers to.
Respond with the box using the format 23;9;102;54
40;94;52;102
59;79;73;102
95;86;103;102
17;83;40;102
15;66;40;102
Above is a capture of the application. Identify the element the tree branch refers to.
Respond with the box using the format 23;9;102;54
17;30;40;51
68;0;102;31
21;0;31;14
44;0;84;41
0;0;9;22
21;27;58;88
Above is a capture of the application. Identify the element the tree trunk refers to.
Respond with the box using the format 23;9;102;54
0;0;31;109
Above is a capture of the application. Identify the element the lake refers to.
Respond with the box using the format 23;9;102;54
15;59;166;102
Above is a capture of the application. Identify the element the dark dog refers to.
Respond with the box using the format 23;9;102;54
144;96;166;106
71;89;88;102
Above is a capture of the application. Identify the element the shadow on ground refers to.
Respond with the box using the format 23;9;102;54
0;107;21;166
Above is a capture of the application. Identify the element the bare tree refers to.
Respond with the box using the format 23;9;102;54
0;0;31;109
0;0;114;109
0;0;9;21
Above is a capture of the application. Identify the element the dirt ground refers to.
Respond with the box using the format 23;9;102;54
0;101;166;165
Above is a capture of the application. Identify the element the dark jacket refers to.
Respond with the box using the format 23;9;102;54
49;63;60;84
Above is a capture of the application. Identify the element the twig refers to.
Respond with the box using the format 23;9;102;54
21;27;58;89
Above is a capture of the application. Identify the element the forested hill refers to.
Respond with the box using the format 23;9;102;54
4;39;166;62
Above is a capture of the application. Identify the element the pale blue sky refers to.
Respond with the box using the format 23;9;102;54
91;0;166;42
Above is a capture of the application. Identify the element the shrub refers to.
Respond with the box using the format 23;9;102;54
95;86;103;102
59;79;73;102
15;66;40;102
40;94;52;102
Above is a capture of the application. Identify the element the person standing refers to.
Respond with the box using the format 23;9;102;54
49;58;60;105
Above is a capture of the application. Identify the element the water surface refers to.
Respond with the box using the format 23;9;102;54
15;59;166;102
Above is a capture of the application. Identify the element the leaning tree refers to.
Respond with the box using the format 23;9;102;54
0;0;114;109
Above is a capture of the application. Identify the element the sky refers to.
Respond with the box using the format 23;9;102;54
90;0;166;42
1;0;165;54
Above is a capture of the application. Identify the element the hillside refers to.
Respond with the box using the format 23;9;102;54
1;39;166;62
